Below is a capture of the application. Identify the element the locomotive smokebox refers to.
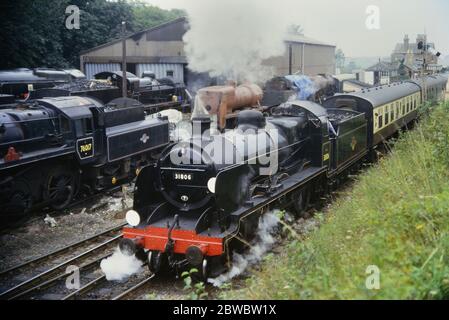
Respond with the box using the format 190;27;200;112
194;83;263;130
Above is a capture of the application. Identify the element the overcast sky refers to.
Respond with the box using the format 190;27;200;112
141;0;449;58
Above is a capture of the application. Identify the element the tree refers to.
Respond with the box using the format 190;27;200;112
0;0;70;68
131;2;185;31
0;0;185;69
60;0;138;68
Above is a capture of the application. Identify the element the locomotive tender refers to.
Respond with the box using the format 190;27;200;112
120;73;448;278
0;96;170;214
0;68;85;100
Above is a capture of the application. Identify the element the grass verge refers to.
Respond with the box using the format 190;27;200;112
224;101;449;300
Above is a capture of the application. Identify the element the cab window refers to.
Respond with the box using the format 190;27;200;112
84;118;93;134
60;115;71;133
75;118;93;138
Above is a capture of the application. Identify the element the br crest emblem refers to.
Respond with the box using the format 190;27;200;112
140;133;149;144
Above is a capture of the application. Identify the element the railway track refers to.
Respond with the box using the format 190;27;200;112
0;185;124;232
0;223;126;300
62;270;155;300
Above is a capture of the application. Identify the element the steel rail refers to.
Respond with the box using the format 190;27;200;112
111;274;155;300
61;275;106;300
0;234;121;300
0;223;126;276
8;252;112;300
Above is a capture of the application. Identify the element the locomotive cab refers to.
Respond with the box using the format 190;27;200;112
38;96;101;163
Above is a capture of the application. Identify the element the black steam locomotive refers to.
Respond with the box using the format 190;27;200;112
120;73;447;278
262;74;338;107
1;69;190;113
0;96;170;215
0;68;85;100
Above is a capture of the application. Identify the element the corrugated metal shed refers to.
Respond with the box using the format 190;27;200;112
136;63;184;82
85;63;121;80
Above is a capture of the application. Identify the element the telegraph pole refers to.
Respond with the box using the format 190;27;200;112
121;21;127;98
423;35;427;101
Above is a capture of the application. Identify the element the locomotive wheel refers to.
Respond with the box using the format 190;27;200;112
202;258;209;280
148;251;166;274
7;178;33;214
43;167;78;210
292;187;311;218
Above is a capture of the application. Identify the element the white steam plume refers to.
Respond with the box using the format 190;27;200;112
100;247;143;281
183;0;296;83
208;212;280;287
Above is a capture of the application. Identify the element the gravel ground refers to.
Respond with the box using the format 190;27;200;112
0;188;133;272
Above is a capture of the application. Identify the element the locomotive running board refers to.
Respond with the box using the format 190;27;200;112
216;165;327;241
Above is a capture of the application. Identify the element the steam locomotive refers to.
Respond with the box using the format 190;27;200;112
0;68;85;100
0;96;170;215
0;69;190;113
119;73;447;279
262;74;338;107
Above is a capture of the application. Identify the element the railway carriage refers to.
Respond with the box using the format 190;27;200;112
323;74;448;147
323;82;422;146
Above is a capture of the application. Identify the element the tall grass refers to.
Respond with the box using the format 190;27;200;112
226;101;449;300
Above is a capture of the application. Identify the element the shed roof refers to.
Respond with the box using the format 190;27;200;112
80;17;187;55
284;34;335;47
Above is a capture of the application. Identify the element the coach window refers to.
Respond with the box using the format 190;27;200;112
385;106;389;125
378;113;383;129
392;103;395;120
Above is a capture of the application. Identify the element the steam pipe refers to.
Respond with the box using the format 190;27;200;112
289;44;293;75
